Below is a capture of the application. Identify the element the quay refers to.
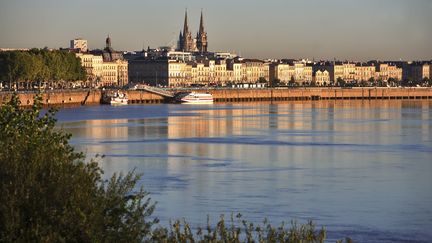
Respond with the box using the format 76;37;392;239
1;87;431;107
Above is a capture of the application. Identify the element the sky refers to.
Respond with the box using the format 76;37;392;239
1;0;431;61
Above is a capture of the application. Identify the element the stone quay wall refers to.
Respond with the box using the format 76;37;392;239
0;90;102;107
203;88;432;102
1;88;431;107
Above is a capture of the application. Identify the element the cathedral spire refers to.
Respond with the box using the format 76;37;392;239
199;10;205;34
196;10;208;53
183;9;189;36
106;34;111;49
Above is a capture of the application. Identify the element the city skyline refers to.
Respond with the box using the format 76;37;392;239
1;0;431;61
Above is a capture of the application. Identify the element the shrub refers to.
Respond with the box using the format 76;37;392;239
0;95;157;242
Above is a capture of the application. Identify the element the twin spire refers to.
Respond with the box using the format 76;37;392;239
198;10;205;36
177;9;208;53
183;10;189;37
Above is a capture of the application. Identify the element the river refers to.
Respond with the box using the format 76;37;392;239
56;100;432;242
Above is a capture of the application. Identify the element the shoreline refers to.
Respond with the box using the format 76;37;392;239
1;87;431;107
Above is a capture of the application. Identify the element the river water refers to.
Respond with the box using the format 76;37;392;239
56;100;432;242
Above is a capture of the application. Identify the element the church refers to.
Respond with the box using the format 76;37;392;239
177;10;208;53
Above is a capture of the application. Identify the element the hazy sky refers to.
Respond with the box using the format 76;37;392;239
1;0;431;60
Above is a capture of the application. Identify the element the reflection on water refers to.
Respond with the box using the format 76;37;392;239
58;100;432;242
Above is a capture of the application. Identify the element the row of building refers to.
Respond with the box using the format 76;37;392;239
72;37;128;87
71;35;431;88
74;45;431;88
70;11;431;88
127;53;431;87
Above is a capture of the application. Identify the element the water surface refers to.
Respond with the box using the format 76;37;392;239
57;100;432;242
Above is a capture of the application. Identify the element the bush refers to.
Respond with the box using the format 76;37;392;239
0;95;156;242
151;214;328;243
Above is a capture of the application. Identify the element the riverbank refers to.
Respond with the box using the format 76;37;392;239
1;87;431;106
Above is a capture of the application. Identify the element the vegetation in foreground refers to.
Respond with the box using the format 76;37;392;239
0;95;350;242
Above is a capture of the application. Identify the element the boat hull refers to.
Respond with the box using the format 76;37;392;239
181;99;214;104
177;92;214;104
110;98;128;105
102;90;128;105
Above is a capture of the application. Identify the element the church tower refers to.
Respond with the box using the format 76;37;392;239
105;35;112;50
177;10;194;52
196;10;208;53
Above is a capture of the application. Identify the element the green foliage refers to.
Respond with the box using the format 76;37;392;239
0;49;86;84
336;77;345;87
150;214;328;243
258;77;267;83
272;78;281;87
0;95;156;242
289;76;296;86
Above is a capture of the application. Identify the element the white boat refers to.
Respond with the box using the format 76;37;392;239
177;92;214;104
102;90;128;105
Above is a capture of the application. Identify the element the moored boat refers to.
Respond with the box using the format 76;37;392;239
102;90;128;105
176;92;214;104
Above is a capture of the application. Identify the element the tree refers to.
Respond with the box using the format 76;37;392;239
272;78;281;87
336;77;345;87
387;77;397;87
376;78;384;87
359;80;368;87
289;76;296;86
0;50;86;90
368;77;375;87
401;78;413;87
0;95;157;242
258;77;267;83
422;77;430;87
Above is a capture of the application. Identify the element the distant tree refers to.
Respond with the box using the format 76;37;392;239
427;77;432;87
387;77;397;87
310;81;316;87
376;78;385;87
401;78;411;87
367;77;375;87
0;50;85;90
336;77;345;87
258;77;267;84
422;77;430;87
0;95;157;242
289;76;296;86
272;78;281;87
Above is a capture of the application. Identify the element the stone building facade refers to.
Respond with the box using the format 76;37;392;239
355;64;376;82
313;70;330;86
375;63;402;81
404;62;430;81
76;36;128;87
70;38;88;52
129;58;270;87
269;61;313;85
